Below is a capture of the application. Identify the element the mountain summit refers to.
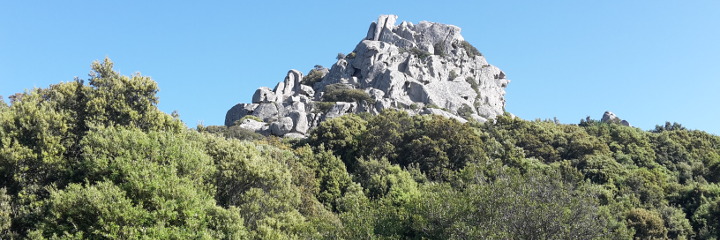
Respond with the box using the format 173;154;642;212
225;15;510;137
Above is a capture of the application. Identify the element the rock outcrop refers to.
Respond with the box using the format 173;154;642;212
601;111;631;126
225;15;511;137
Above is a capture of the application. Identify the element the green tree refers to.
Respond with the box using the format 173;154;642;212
626;208;668;239
306;114;367;168
85;58;182;132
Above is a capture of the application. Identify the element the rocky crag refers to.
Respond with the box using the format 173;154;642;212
225;15;510;137
601;111;631;126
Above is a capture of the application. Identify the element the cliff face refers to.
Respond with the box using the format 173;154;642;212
225;15;510;137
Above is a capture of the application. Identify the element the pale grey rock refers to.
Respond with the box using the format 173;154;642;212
237;118;268;132
422;81;476;112
252;87;276;103
323;102;357;120
299;85;315;96
225;103;259;126
601;111;619;123
270;117;294;136
368;15;398;41
224;15;510;137
283;132;306;139
290;111;310;134
470;114;488;123
274;70;303;102
601;111;631;126
253;103;279;121
422;108;468;123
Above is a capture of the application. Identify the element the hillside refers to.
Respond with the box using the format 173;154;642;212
2;16;720;240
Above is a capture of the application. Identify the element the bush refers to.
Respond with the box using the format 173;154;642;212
323;84;373;103
433;42;446;57
346;52;357;59
302;68;326;86
457;104;474;119
460;41;482;58
449;70;458;81
404;48;431;59
627;208;667;239
466;77;479;93
313;102;336;113
240;115;263;123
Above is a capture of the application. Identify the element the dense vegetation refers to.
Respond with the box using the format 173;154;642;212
2;59;720;239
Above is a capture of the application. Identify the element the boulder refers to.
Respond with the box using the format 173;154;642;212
290;111;310;134
225;103;258;126
270;117;294;136
253;103;279;121
324;102;357;120
601;111;619;123
422;108;468;123
252;87;276;103
237;118;269;133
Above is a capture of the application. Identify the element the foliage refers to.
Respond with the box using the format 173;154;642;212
626;208;667;239
404;47;432;59
312;101;336;113
322;84;373;103
4;58;720;239
466;76;479;94
433;42;446;57
301;66;326;86
240;115;263;123
448;70;458;81
457;104;474;119
460;40;482;58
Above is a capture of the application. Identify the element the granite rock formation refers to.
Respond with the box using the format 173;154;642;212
601;111;631;126
225;15;510;137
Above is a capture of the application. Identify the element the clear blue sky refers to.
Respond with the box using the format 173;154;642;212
2;1;719;134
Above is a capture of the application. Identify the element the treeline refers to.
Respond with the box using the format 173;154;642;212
1;59;720;239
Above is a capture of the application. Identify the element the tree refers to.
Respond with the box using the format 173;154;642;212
306;114;367;168
85;58;182;132
626;208;667;239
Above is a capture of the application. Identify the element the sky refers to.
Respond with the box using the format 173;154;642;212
1;1;719;134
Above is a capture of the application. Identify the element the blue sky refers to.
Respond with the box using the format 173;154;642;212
2;1;719;134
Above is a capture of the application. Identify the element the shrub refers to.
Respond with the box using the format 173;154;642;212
460;41;482;58
404;48;432;60
465;77;479;94
346;52;357;59
313;102;336;113
626;208;667;239
426;104;441;109
323;84;373;103
433;42;446;57
457;104;474;119
302;68;325;86
240;115;263;123
449;70;458;81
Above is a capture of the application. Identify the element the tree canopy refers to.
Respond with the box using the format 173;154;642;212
1;58;720;239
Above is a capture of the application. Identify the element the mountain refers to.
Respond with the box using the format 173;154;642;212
225;15;510;137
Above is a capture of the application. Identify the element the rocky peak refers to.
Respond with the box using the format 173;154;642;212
225;15;511;137
601;111;631;126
